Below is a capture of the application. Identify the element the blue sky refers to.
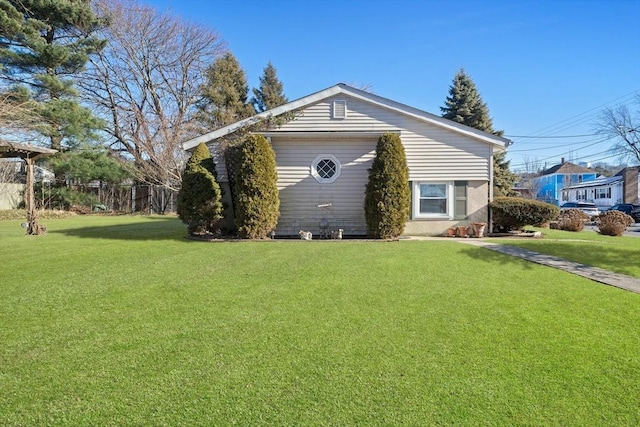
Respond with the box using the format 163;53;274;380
150;0;640;172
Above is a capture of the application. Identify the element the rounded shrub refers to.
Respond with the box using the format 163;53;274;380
177;142;223;235
232;134;279;239
364;132;410;239
557;209;590;232
490;197;559;232
596;210;633;236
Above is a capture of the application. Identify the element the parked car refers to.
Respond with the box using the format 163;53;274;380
630;206;640;223
608;203;640;216
560;202;600;219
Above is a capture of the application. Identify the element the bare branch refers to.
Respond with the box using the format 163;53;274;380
596;94;640;164
78;0;226;191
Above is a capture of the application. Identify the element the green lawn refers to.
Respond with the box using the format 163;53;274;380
492;227;640;278
1;216;639;426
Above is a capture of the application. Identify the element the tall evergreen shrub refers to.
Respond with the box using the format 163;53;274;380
177;143;223;235
233;134;279;238
365;133;410;239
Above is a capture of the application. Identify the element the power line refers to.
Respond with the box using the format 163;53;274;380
508;136;617;168
504;133;599;138
508;136;612;153
519;89;639;139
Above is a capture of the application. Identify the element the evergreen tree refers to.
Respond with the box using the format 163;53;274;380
0;0;106;149
44;145;133;210
198;52;255;129
441;69;494;132
48;146;131;184
251;61;288;112
493;151;518;197
441;69;517;196
232;134;279;239
177;143;223;235
364;132;411;239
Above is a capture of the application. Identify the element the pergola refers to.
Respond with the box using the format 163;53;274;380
0;141;57;235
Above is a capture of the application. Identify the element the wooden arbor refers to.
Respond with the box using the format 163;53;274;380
0;141;57;235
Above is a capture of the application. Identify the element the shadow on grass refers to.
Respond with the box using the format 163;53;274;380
457;244;539;270
49;216;192;242
460;240;640;278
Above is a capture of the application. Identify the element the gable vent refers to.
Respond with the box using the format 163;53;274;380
332;100;347;119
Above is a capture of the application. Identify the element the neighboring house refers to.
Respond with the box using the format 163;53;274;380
0;159;54;210
0;159;23;210
182;84;509;236
532;160;598;205
616;166;640;204
559;166;640;208
560;176;623;208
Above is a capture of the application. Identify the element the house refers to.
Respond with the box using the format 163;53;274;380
616;166;640;204
182;84;509;236
532;160;598;205
559;166;640;208
560;175;623;208
0;152;54;210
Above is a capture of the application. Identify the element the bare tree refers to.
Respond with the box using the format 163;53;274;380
0;95;32;202
0;158;21;205
79;0;226;198
0;94;39;136
519;156;543;199
597;94;640;164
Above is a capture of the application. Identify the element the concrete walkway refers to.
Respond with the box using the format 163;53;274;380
459;239;640;294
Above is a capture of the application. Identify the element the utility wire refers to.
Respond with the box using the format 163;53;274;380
508;136;616;168
508;136;612;153
517;90;639;139
504;133;599;138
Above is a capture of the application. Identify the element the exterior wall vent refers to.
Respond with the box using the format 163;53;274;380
332;100;347;119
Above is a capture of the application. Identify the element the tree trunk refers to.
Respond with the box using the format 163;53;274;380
25;157;46;235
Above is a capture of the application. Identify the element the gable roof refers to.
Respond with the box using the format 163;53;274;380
561;175;622;190
182;83;511;151
541;161;596;176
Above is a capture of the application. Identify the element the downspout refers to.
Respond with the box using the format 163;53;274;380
489;151;494;231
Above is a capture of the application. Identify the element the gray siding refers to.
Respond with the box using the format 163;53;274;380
279;95;492;181
204;92;497;237
272;136;376;236
209;143;228;182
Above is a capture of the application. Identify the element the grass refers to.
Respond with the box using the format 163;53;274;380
491;227;640;278
1;215;639;426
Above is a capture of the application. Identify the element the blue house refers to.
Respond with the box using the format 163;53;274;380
532;160;598;205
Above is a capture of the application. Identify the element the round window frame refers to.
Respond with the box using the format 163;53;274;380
311;154;341;184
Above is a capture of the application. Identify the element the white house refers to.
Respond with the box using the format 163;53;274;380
560;166;640;209
560;176;624;208
182;84;509;236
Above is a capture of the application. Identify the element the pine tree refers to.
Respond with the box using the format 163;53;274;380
441;69;494;132
232;134;279;239
493;151;518;197
198;52;255;129
177;143;223;235
0;0;105;149
44;145;132;210
441;69;517;196
364;133;411;239
251;62;288;112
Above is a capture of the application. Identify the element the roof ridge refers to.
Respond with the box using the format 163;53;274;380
182;83;510;151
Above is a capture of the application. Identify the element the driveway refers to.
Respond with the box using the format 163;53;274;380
584;222;640;237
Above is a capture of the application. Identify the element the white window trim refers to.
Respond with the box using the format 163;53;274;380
413;181;454;219
311;154;341;184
